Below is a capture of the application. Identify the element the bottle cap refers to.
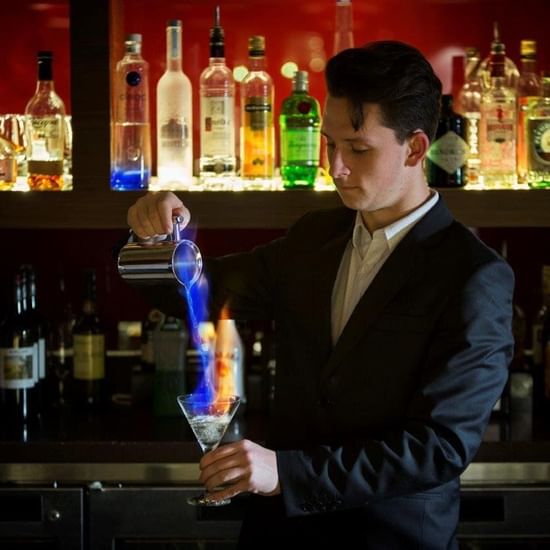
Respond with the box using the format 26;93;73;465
166;19;181;27
520;40;537;58
248;36;265;57
293;70;309;92
125;34;142;54
37;51;53;60
464;46;479;60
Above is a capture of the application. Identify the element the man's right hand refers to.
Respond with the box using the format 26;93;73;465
127;191;191;240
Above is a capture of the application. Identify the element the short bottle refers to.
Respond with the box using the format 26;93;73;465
456;47;483;186
426;94;468;188
72;270;106;409
0;136;17;190
25;51;66;191
154;20;193;190
516;40;541;184
240;36;275;185
199;6;236;183
526;72;550;188
111;34;151;190
279;71;321;188
479;27;517;189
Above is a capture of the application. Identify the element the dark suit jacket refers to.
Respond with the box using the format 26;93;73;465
152;197;515;548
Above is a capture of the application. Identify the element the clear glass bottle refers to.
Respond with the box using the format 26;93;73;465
527;72;550;188
279;71;321;188
0;136;17;190
199;6;236;185
457;47;483;186
333;0;354;54
215;319;246;406
426;95;468;188
479;29;517;189
240;36;275;186
25;51;66;191
111;34;151;191
154;20;193;190
517;40;541;184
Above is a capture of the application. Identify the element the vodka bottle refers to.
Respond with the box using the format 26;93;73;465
155;20;193;190
240;36;275;185
279;71;321;188
111;34;151;190
199;6;236;182
479;28;517;188
25;51;66;191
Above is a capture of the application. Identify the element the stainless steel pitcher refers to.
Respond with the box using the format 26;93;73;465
118;216;202;287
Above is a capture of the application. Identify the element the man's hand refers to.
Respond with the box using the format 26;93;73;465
127;191;190;239
198;439;281;502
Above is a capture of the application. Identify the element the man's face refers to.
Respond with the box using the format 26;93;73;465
321;97;412;216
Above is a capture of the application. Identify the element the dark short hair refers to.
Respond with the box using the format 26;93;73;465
325;41;442;143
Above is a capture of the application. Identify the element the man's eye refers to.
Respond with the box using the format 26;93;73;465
351;147;369;154
326;142;335;149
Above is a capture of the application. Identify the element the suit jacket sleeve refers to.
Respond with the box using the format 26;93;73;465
276;257;514;516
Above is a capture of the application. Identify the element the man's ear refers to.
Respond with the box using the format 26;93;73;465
405;130;430;167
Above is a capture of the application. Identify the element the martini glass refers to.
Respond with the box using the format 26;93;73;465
177;393;241;506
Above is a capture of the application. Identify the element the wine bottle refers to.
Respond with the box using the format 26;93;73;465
0;273;39;424
72;270;106;408
111;34;151;190
25;50;66;191
155;20;193;190
279;70;321;188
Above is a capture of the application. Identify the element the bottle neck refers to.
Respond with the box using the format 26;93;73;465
82;299;96;316
248;55;266;71
209;56;227;66
519;57;537;76
166;26;182;71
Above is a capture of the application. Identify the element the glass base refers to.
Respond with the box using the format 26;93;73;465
187;493;231;507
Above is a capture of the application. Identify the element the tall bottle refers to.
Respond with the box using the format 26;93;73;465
72;270;106;409
215;319;246;406
240;36;275;185
426;94;468;188
111;34;151;191
0;273;38;424
0;136;17;190
479;27;517;189
479;23;519;92
25;51;66;191
526;72;550;188
279;71;321;188
333;0;354;54
457;47;483;186
199;6;236;183
517;40;541;184
155;20;193;190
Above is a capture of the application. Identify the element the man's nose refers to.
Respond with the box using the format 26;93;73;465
328;148;350;178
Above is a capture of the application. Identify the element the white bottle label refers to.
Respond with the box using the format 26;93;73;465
427;131;469;174
201;97;235;156
0;347;37;389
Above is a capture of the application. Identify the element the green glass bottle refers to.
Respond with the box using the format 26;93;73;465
279;71;321;188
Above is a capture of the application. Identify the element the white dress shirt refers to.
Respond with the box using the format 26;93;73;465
331;191;440;344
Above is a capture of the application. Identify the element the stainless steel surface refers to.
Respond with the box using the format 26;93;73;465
460;462;550;485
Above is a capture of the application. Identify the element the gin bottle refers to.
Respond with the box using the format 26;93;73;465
199;6;236;182
25;51;66;191
155;20;193;190
279;71;321;188
527;72;550;188
479;29;517;188
111;34;151;191
240;36;275;184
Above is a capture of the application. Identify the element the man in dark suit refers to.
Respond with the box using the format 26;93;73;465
127;41;514;549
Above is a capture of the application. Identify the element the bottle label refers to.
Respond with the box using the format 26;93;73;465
426;131;469;174
201;97;235;156
464;112;481;157
0;347;37;389
281;128;320;163
73;334;105;380
480;106;516;172
26;116;64;161
244;97;273;131
159;117;189;150
528;118;550;167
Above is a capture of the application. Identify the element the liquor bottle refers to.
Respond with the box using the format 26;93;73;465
333;0;354;54
0;136;17;190
479;22;519;92
111;34;151;190
479;28;517;189
72;270;105;408
155;20;193;190
25;51;66;191
526;72;550;188
240;36;275;184
199;6;236;182
279;71;321;188
215;319;246;406
456;47;483;186
425;94;468;188
516;40;541;184
0;273;38;424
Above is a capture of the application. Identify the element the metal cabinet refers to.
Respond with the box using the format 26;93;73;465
0;487;83;549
